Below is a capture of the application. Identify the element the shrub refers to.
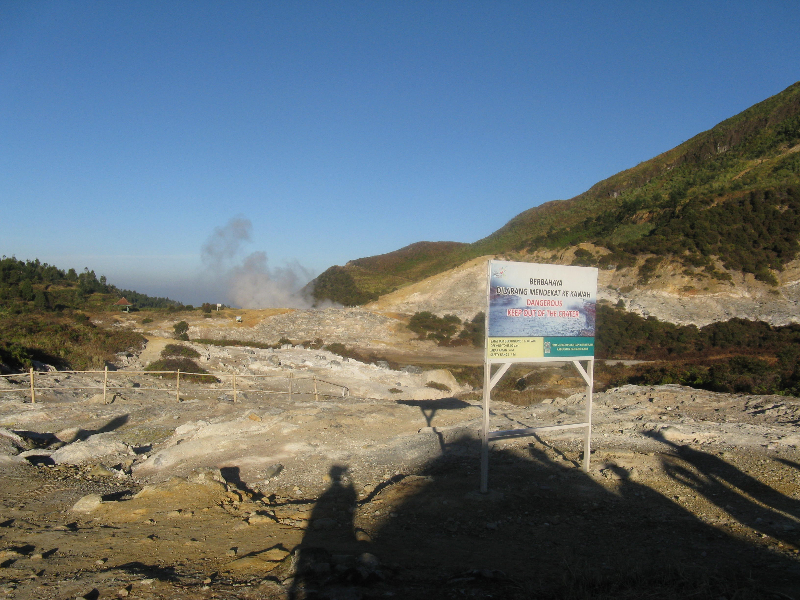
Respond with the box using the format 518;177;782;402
0;312;145;371
408;311;467;345
571;248;596;266
425;381;450;392
173;321;189;341
161;344;201;359
144;357;218;383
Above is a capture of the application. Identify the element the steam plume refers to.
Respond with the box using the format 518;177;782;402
201;217;314;309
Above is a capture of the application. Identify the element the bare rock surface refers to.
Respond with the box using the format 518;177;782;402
0;316;798;598
367;252;800;327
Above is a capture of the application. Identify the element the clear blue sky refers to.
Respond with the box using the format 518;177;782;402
2;1;799;306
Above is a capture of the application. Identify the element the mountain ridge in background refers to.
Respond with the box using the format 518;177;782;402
311;81;800;324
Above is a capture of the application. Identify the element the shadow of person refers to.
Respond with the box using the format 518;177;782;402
289;465;376;600
645;430;800;548
356;434;800;599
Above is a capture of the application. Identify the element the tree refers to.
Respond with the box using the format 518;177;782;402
173;321;190;341
33;290;49;311
19;280;34;301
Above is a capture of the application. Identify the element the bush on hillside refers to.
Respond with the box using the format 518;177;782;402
144;357;218;383
173;321;189;341
161;344;201;359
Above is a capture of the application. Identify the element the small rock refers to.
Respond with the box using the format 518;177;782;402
355;529;372;542
87;464;117;478
55;427;82;444
71;494;103;513
357;552;381;569
261;548;289;561
263;463;283;479
312;518;338;531
248;514;272;525
187;468;226;487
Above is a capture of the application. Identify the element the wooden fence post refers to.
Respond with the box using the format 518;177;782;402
29;368;35;404
289;372;293;402
103;366;108;404
314;376;319;402
233;372;237;403
176;369;181;402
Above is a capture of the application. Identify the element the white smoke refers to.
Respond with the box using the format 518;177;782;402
201;217;315;309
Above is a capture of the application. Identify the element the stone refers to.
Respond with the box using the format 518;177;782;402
263;463;283;479
71;494;103;513
51;434;129;465
55;427;82;443
262;548;289;561
312;517;337;530
357;552;381;569
87;464;117;478
87;393;112;405
247;514;272;525
355;529;372;543
187;468;226;488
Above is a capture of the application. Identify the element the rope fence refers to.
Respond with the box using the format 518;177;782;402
0;367;349;404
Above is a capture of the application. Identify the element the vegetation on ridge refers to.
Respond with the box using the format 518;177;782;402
0;312;145;372
0;255;184;313
311;81;800;303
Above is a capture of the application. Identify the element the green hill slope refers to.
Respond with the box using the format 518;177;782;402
311;81;800;305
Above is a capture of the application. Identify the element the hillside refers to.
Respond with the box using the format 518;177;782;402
366;249;800;328
309;241;468;306
311;81;800;309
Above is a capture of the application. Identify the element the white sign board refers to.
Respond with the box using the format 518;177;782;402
481;260;598;492
486;260;598;361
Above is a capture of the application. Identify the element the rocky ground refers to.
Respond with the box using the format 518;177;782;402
367;252;800;328
0;309;798;599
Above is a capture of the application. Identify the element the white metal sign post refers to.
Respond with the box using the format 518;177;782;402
481;260;599;493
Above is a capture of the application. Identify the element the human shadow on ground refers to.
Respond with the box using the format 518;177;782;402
285;433;800;599
288;465;376;600
645;430;800;550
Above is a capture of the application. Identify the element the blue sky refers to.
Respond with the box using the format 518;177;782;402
1;1;799;306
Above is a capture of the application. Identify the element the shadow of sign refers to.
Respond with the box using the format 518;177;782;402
281;435;800;598
397;397;474;451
